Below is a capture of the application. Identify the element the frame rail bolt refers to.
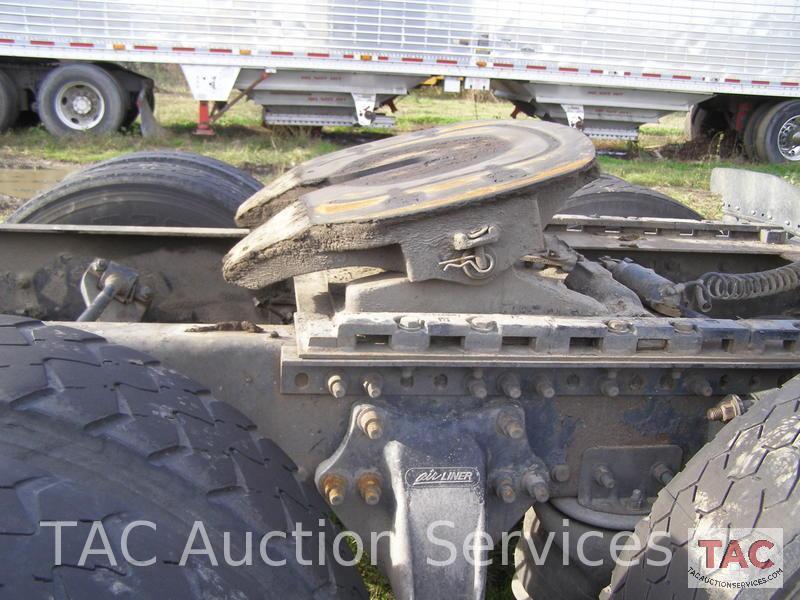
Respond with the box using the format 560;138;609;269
707;394;747;422
600;371;620;397
651;462;674;485
688;376;713;397
321;474;347;506
534;375;556;399
495;477;517;504
497;410;525;439
362;374;383;399
327;374;347;399
357;473;382;506
467;377;488;399
498;373;522;399
357;406;384;440
523;470;550;503
593;464;616;489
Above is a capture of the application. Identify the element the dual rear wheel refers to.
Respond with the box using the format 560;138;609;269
743;100;800;163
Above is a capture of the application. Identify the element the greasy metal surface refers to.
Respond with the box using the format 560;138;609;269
234;120;596;227
225;121;596;290
0;226;265;323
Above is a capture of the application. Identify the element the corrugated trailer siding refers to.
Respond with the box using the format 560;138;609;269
0;0;798;82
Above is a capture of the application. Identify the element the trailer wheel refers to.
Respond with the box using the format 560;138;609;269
8;159;253;227
0;315;366;599
37;64;128;135
513;504;616;599
559;174;703;220
754;100;800;163
742;102;774;161
0;68;20;132
604;376;800;598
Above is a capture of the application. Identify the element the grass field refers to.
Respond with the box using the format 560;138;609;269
0;80;797;600
1;85;797;220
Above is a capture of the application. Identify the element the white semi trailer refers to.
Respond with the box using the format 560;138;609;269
0;0;798;162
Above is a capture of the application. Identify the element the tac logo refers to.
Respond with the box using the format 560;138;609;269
688;528;783;589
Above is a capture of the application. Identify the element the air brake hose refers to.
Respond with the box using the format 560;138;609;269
690;260;800;312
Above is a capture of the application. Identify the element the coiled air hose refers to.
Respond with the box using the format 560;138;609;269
691;260;800;312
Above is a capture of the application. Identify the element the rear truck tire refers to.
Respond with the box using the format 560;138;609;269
559;174;703;220
513;504;616;599
743;102;774;161
604;375;800;599
8;160;252;227
37;63;128;136
0;315;366;599
754;100;800;164
77;150;263;195
0;68;20;132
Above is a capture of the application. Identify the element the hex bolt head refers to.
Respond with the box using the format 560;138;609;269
91;258;108;273
673;321;695;334
327;374;347;399
534;376;556;399
470;317;496;332
357;473;382;506
607;319;631;333
357;406;384;440
497;410;525;439
651;462;674;485
362;374;383;399
707;394;745;422
600;379;620;398
467;377;488;399
498;373;522;399
398;316;423;331
523;471;550;503
550;463;571;483
593;464;616;489
321;474;347;506
495;477;517;504
689;376;713;397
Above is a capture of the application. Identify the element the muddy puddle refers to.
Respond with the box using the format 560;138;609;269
0;166;75;200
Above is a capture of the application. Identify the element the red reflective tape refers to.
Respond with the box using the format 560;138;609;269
271;50;293;56
559;67;578;72
781;81;799;87
69;42;94;48
31;40;55;46
134;44;157;50
307;52;329;58
173;47;195;52
378;56;389;61
437;59;457;65
752;80;769;85
673;74;691;80
0;38;13;44
210;48;232;53
343;53;354;58
527;64;546;70
493;62;513;68
725;78;741;83
642;72;661;78
402;57;423;62
590;69;603;74
624;71;631;76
